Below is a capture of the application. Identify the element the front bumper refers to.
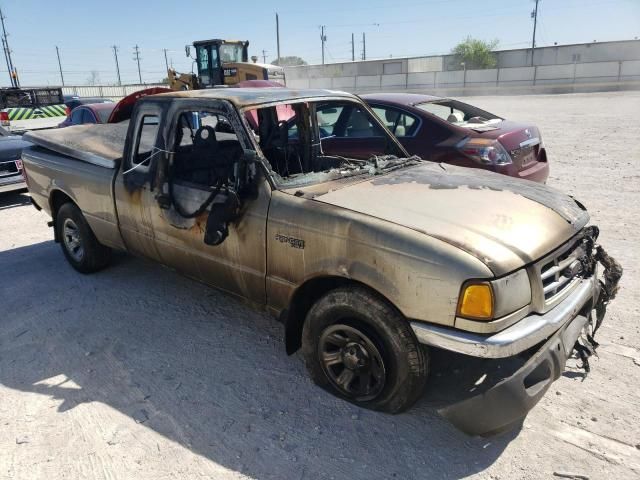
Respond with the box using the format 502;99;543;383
440;312;589;436
410;275;598;359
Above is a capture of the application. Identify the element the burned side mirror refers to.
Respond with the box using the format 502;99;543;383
204;190;241;246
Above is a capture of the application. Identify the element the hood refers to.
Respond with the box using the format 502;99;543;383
310;162;589;275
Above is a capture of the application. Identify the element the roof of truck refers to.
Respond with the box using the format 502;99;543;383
154;87;356;108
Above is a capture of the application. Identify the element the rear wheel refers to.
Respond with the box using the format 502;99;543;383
56;202;111;273
301;286;428;413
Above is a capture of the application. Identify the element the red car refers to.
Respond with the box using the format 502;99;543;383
58;102;117;128
361;93;549;183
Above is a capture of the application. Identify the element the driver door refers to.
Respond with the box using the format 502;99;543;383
149;103;271;305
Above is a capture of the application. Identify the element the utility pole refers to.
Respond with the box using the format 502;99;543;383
276;13;281;64
55;46;65;86
133;45;142;84
261;49;268;63
531;0;540;66
320;25;326;65
1;38;12;87
163;48;169;73
0;7;18;87
112;45;121;86
361;32;366;61
351;33;355;61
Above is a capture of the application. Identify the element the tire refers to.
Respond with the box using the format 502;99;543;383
301;286;428;413
56;202;112;274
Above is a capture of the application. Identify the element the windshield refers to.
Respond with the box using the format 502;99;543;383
416;99;501;128
245;99;419;189
219;44;244;63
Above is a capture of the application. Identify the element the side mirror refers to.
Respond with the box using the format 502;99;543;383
204;190;240;246
185;45;192;58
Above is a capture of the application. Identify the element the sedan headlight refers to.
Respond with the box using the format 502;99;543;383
457;269;531;321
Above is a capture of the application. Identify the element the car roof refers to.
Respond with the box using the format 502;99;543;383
153;87;356;108
360;92;444;106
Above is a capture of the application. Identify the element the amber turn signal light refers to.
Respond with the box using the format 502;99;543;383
458;283;494;320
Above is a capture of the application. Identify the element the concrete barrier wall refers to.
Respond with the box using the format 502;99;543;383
284;60;640;95
621;60;640;80
64;60;640;99
62;84;165;99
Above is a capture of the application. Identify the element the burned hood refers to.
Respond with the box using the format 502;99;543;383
311;162;589;275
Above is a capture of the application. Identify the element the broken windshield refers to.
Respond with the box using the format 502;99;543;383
244;99;418;188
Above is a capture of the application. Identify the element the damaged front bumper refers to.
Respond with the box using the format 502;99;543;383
412;239;622;436
411;276;598;359
439;312;589;436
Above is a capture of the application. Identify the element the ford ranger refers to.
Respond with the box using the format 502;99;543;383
20;88;621;436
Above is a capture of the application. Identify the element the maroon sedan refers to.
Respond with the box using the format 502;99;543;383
361;93;549;183
58;102;116;128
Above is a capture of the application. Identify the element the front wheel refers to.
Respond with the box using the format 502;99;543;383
301;286;428;413
56;202;112;273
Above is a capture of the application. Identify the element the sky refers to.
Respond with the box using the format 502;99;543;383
0;0;638;87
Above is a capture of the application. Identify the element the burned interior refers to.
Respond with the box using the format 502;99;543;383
244;99;410;186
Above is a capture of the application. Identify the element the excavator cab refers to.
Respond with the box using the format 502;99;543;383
169;38;286;90
192;39;249;88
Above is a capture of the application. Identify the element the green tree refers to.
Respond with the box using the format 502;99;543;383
272;56;307;67
452;37;499;69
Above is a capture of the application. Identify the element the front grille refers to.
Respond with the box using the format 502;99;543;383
538;240;584;303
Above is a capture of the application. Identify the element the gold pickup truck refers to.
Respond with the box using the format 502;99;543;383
21;88;621;436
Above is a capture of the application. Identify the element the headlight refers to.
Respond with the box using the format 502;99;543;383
457;269;531;321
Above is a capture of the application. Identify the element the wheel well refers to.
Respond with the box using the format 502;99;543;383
284;276;397;355
49;190;75;242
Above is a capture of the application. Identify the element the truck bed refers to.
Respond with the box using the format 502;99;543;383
23;123;128;169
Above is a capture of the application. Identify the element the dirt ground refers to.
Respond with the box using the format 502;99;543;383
1;91;639;480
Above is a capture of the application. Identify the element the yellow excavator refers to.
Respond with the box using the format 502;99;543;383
168;39;286;90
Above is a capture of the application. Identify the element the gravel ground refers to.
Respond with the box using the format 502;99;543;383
1;91;639;480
